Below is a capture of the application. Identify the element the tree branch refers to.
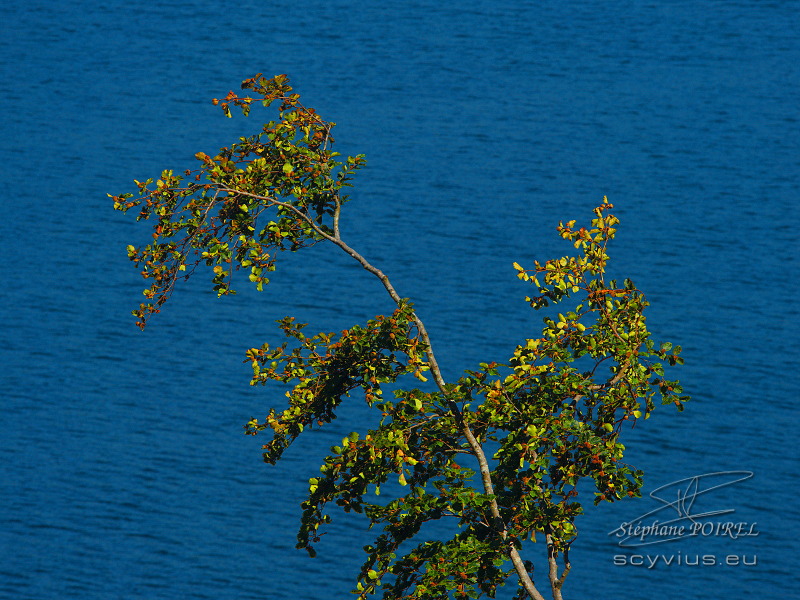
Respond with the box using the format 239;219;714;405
217;185;546;600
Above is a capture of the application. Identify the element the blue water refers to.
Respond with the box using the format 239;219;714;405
2;1;798;598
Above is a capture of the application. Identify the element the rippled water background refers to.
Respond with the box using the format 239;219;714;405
2;1;798;598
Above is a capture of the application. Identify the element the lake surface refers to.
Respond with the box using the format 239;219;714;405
1;1;798;598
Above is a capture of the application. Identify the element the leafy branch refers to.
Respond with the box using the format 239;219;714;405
113;74;688;600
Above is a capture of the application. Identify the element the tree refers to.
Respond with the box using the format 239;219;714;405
112;74;688;600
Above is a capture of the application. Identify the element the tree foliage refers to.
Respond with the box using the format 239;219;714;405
112;74;688;600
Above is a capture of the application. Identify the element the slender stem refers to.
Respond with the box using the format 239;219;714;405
332;241;544;600
545;533;570;600
333;197;341;239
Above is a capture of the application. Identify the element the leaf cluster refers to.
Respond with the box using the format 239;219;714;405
111;73;364;328
241;200;688;599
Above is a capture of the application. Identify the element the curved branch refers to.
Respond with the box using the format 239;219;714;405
218;185;545;600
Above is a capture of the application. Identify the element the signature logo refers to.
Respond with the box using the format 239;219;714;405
609;471;759;547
